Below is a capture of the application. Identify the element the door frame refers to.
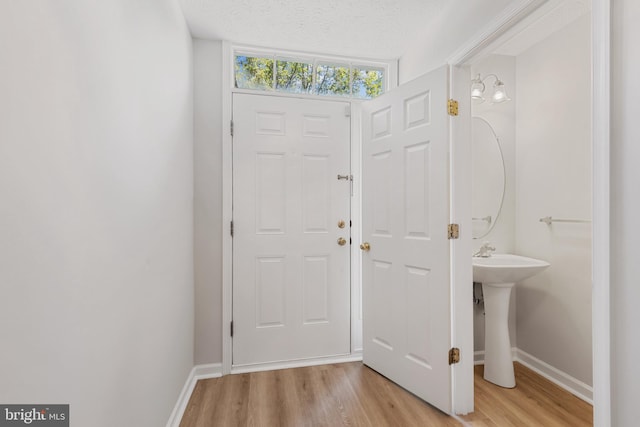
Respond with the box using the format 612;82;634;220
447;0;611;423
220;47;376;373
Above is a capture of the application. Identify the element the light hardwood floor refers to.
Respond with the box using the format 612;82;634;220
180;362;592;427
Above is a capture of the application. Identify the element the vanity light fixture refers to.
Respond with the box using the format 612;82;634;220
471;74;512;104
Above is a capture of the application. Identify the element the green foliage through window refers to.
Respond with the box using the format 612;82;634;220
276;60;314;94
235;56;274;90
234;54;385;99
315;63;351;97
352;67;384;99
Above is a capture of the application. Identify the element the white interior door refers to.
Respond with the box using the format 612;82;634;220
361;65;453;413
232;93;351;367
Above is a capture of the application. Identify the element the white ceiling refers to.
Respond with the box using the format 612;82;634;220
179;0;451;59
492;0;591;56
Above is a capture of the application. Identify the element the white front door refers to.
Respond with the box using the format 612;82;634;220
232;93;351;366
361;66;453;413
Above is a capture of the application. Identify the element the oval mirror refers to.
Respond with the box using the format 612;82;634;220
471;117;505;239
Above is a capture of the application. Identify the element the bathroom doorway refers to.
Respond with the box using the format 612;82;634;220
466;0;594;411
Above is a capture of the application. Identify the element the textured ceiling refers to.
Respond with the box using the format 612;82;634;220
179;0;449;59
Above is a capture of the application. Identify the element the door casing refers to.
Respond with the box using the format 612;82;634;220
221;85;369;374
445;0;611;421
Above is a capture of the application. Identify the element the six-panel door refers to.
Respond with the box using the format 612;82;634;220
232;93;351;366
361;66;452;414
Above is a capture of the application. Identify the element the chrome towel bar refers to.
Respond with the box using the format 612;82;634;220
539;216;591;225
472;216;492;223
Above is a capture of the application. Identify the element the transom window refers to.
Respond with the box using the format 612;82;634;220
234;52;386;100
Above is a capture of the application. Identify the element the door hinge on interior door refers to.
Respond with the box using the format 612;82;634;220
449;347;460;365
230;220;234;237
230;321;234;337
448;223;459;239
447;99;459;116
230;120;234;136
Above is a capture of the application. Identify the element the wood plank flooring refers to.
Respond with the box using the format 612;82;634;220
462;364;592;426
180;362;592;427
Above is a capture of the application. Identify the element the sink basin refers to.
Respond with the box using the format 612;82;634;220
473;254;550;285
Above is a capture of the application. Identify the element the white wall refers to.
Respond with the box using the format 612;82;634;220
514;14;592;386
470;55;517;353
611;0;640;424
193;39;224;365
0;2;194;426
399;0;514;84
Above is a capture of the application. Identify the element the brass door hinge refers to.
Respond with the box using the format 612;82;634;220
448;223;459;239
449;347;460;365
447;99;459;116
230;321;234;337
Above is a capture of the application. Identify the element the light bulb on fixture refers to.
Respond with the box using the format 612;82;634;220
491;79;511;103
470;74;486;102
470;73;511;104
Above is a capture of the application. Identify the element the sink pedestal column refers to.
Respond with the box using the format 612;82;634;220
482;282;516;388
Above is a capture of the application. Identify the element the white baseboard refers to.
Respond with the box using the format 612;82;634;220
166;363;222;427
473;348;593;404
231;352;363;375
193;363;224;379
514;349;593;404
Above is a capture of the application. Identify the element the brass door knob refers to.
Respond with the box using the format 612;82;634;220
337;220;346;229
337;237;347;246
360;242;370;251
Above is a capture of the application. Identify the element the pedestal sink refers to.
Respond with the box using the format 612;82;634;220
473;254;550;388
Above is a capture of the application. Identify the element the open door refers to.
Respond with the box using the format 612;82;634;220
361;65;454;413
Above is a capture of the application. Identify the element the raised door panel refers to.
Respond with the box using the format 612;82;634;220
404;142;431;239
302;155;330;233
255;153;287;234
255;257;286;328
302;256;329;324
